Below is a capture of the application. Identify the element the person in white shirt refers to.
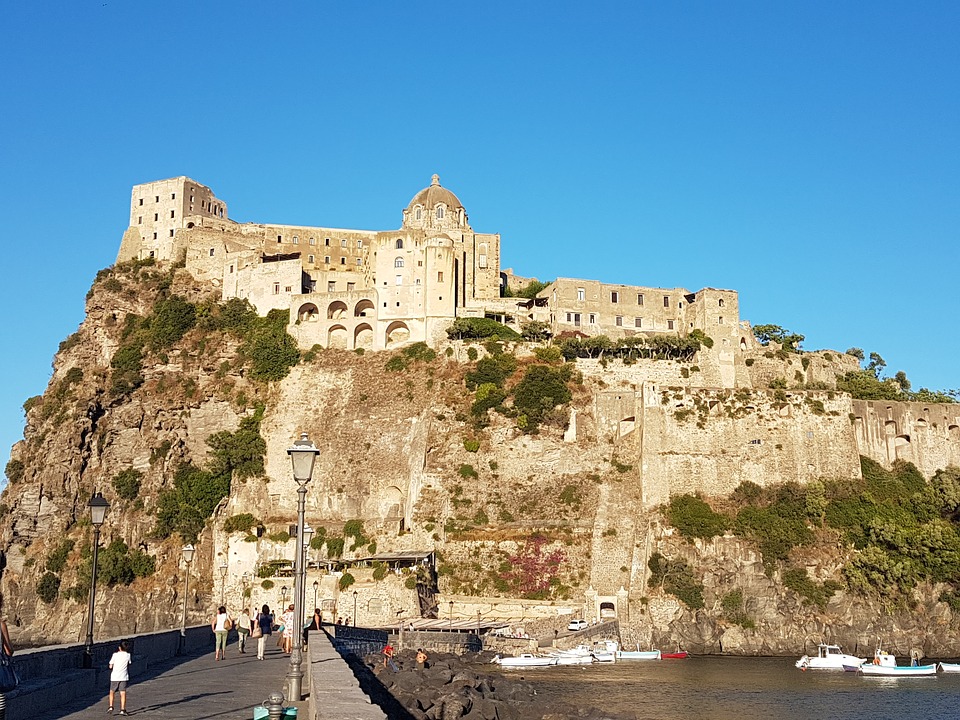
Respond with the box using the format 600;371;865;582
237;608;252;653
107;640;132;716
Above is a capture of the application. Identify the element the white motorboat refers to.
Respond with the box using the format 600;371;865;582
493;653;558;668
852;649;937;676
552;646;595;665
796;643;867;670
617;647;662;660
591;640;619;663
938;662;960;673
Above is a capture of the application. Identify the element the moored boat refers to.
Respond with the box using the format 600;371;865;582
796;643;867;670
493;653;558;668
551;646;595;665
617;648;661;660
939;662;960;673
661;650;689;659
853;648;937;676
591;640;619;663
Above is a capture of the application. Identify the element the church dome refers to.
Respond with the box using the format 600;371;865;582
402;174;470;231
407;174;463;213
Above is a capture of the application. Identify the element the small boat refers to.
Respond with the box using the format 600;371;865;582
796;643;867;670
591;640;619;663
661;650;689;659
552;646;595;665
939;662;960;673
853;648;937;677
493;653;558;667
617;648;662;660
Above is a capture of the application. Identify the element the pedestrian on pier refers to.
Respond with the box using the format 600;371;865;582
212;606;232;661
237;609;251;654
281;604;294;654
255;605;273;660
107;640;131;716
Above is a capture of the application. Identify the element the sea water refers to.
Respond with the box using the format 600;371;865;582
501;657;960;720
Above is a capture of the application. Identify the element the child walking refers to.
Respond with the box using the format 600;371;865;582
107;640;132;715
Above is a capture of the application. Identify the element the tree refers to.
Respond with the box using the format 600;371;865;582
867;352;886;377
846;347;865;361
752;324;804;353
894;371;911;392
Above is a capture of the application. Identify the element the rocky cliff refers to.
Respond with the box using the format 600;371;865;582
3;259;960;657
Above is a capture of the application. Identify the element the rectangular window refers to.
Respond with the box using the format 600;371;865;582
616;316;623;326
635;317;642;328
277;235;282;242
328;281;336;292
340;257;346;265
395;275;402;285
324;256;330;264
577;288;585;301
273;283;280;295
611;291;619;303
292;236;299;244
154;213;159;221
637;294;644;305
229;265;234;274
171;192;176;199
155;195;159;202
325;238;330;246
719;316;724;324
170;210;175;218
139;198;143;206
308;255;315;263
309;237;315;245
340;239;347;247
667;320;675;330
347;282;355;291
356;258;362;265
438;271;443;282
285;286;292;293
574;313;581;326
153;232;157;239
566;313;572;322
357;240;363;248
138;216;142;224
589;314;596;324
663;296;670;307
169;230;174;237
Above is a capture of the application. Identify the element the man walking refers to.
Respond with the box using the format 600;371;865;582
107;640;132;716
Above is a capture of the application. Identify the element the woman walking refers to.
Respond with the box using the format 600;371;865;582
281;604;294;654
211;606;232;661
256;605;273;660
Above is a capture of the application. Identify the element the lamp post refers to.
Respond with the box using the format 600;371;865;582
353;590;358;626
179;543;195;654
449;600;454;631
83;492;110;668
286;432;319;702
280;585;288;607
218;562;228;605
312;580;319;614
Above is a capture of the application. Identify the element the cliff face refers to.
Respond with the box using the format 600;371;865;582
3;261;960;654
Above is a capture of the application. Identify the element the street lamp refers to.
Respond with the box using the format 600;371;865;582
218;562;228;605
83;492;110;668
312;580;319;614
286;432;319;702
352;590;358;626
179;544;195;654
449;600;454;630
280;585;288;607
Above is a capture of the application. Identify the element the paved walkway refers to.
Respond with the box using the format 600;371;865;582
32;640;299;720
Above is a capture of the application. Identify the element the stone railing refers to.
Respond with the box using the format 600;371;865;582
5;625;211;720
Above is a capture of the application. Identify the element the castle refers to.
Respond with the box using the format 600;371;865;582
117;176;749;374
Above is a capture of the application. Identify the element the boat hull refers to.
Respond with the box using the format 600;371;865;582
859;664;937;677
495;654;558;668
617;650;661;660
939;662;960;673
662;651;689;659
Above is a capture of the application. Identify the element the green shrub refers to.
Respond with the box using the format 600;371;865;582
721;588;754;627
463;438;480;453
466;354;518;390
511;364;573;428
261;579;275;590
223;513;260;534
325;535;345;558
243;310;300;381
782;568;840;610
447;318;521;341
111;468;143;500
338;572;356;591
466;347;479;361
405;575;418;589
149;295;196;348
647;552;704;609
372;563;388;581
45;539;75;573
267;531;291;543
559;485;581;506
37;572;61;603
458;464;478;479
666;494;728;541
5;459;24;484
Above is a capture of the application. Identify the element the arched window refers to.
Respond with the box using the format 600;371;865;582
396;239;403;249
394;257;404;268
436;205;445;219
414;206;422;221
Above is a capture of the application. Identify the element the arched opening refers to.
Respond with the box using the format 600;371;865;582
328;325;348;349
396;238;404;249
354;323;374;350
382;485;404;520
414;206;422;221
186;222;195;229
327;300;348;320
599;601;617;619
394;257;404;268
298;303;319;322
354;299;375;317
385;321;410;347
949;425;959;441
894;434;912;460
739;337;747;351
884;420;898;436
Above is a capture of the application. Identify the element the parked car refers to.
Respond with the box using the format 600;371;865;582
567;619;588;631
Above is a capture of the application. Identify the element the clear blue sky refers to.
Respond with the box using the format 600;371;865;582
1;1;958;480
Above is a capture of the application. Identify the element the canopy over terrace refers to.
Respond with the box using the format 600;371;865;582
353;550;435;568
386;617;510;633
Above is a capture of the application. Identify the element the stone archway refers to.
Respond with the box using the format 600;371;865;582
385;321;410;347
354;323;374;350
328;324;348;349
298;303;319;322
327;301;348;320
354;299;375;317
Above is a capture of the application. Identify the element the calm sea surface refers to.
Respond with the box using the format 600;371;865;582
488;657;960;720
